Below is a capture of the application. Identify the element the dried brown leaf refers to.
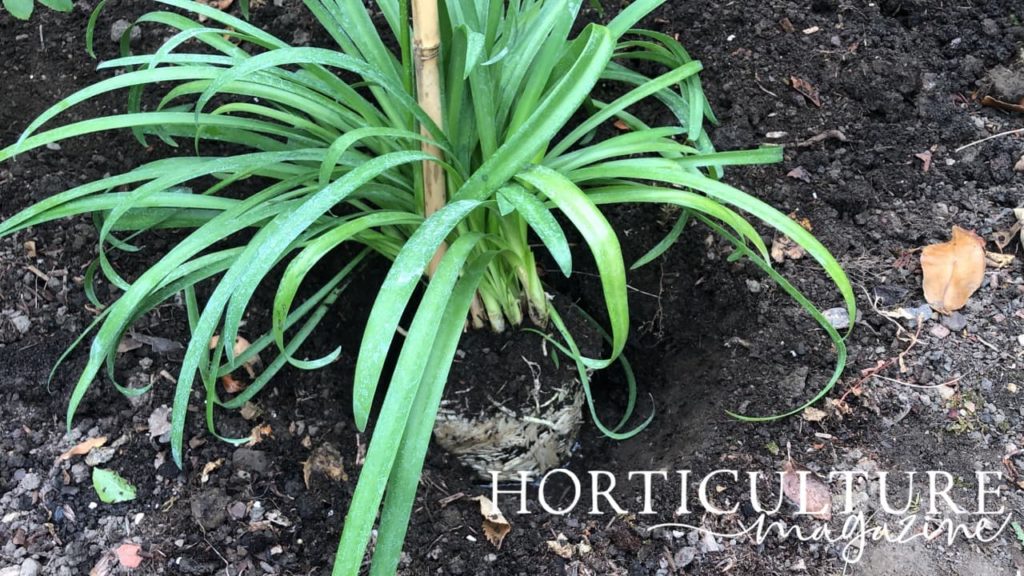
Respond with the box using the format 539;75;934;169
60;436;108;461
200;458;224;483
546;533;574;559
790;75;822;107
771;236;806;263
985;251;1015;269
221;373;247;394
781;459;832;520
303;444;348;489
247;424;273;446
472;495;511;549
920;226;986;314
992;221;1021;250
802;407;828;422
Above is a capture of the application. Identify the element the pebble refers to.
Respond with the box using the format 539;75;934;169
929;324;951;339
8;312;31;334
19;559;40;576
822;307;850;329
674;547;697;568
109;19;141;43
85;447;115;466
18;473;41;492
746;279;762;293
940;312;968;332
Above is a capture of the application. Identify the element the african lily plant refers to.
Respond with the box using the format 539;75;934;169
0;0;855;572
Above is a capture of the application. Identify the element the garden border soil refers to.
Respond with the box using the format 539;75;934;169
2;1;1024;575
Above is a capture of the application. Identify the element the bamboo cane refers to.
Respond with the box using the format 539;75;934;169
412;0;487;327
412;0;446;273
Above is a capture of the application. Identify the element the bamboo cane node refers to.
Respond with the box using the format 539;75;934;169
415;44;441;60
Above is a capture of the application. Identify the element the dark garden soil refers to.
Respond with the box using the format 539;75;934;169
2;1;1024;575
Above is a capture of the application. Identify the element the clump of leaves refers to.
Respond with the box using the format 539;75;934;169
0;0;854;572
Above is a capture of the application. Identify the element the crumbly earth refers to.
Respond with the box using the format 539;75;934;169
1;1;1023;575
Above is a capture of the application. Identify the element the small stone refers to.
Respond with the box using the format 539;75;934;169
746;279;762;293
673;547;697;568
18;473;41;492
8;312;31;335
822;307;850;329
70;463;88;484
19;559;41;576
84;447;115;466
109;19;141;43
228;501;248;520
940;312;967;332
929;324;951;339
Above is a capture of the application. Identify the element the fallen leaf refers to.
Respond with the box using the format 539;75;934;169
115;543;143;569
472;495;511;549
92;468;137;504
547;533;574;559
147;405;172;439
130;331;183;354
790;75;822;107
221;373;247;394
786;166;812;182
200;458;224;483
247;424;273;446
920;226;986;314
986;252;1015;269
781;458;832;520
914;150;932;172
23;240;36;258
117;338;143;353
802;407;828;422
770;213;812;263
89;551;117;576
980;95;1024;114
303;444;348;489
239;401;261;421
60;436;108;461
992;221;1022;250
771;236;807;263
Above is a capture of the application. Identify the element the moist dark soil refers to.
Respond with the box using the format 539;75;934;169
3;1;1024;575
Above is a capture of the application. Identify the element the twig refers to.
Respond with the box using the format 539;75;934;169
955;128;1024;152
795;129;848;148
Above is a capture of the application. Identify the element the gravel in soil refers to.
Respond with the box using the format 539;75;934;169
2;1;1024;575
